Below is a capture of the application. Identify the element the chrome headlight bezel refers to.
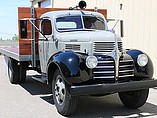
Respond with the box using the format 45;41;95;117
86;56;98;69
137;54;148;67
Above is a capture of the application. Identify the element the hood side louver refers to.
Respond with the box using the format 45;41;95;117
65;44;80;51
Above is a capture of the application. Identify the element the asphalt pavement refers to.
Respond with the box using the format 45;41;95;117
0;55;157;118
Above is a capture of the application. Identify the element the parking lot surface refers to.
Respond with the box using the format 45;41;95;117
0;55;157;118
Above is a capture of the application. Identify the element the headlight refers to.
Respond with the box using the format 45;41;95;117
137;54;148;67
86;56;98;69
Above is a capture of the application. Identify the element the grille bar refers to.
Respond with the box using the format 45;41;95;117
119;65;133;68
94;71;114;74
120;60;133;63
119;74;134;78
98;61;114;63
94;76;114;79
119;70;134;73
95;66;114;69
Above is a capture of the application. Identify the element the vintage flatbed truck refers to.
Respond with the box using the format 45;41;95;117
0;1;157;116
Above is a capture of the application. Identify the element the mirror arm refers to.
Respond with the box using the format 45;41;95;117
112;19;120;30
107;19;124;38
29;19;48;41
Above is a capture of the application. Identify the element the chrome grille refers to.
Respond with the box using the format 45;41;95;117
118;42;123;52
65;44;80;50
119;59;134;78
93;55;134;83
94;41;123;53
93;56;115;83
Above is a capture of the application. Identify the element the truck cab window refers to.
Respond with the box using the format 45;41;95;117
56;16;83;31
41;19;52;35
83;16;105;30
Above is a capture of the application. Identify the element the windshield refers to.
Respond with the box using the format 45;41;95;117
83;16;105;30
56;15;105;31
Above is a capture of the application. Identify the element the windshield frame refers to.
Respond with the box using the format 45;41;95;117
55;14;106;32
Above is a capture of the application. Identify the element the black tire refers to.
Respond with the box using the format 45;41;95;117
52;69;78;116
118;89;149;109
8;58;27;84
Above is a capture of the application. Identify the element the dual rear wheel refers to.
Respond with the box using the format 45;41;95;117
8;57;27;84
7;57;78;116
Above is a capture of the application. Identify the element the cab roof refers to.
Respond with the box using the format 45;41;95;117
40;10;105;19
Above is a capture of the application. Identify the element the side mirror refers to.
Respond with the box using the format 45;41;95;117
20;20;27;39
41;19;52;35
120;20;124;38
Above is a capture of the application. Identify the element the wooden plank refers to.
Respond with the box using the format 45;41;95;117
18;7;107;55
19;40;31;55
19;40;38;55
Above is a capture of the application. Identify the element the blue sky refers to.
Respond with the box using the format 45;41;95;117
0;0;30;40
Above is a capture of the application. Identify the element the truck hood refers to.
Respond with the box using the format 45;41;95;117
57;30;116;42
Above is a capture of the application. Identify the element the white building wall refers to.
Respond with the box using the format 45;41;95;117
35;0;157;78
104;0;157;78
53;0;99;8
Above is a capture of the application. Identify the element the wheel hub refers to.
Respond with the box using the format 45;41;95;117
54;75;66;106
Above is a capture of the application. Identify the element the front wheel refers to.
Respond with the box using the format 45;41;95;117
118;89;149;109
52;69;78;116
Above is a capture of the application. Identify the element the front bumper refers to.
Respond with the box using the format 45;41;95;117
70;79;157;96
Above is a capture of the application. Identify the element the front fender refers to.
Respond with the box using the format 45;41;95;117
47;51;90;84
126;49;154;79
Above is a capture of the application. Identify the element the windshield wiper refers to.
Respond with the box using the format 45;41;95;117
95;17;104;23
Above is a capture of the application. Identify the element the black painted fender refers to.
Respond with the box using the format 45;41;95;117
47;51;90;85
126;49;154;79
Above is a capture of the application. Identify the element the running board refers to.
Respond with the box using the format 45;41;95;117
32;74;47;83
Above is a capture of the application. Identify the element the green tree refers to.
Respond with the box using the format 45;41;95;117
12;34;19;41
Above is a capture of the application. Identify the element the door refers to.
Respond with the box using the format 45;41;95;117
39;18;52;73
